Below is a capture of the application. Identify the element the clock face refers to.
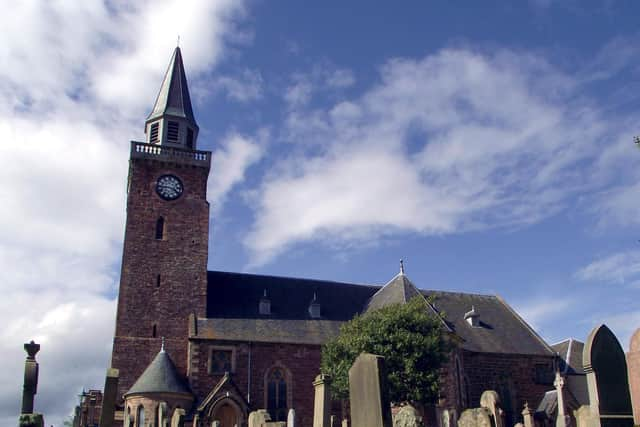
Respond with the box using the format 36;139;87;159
156;175;183;201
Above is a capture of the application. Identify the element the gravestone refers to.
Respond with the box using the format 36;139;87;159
480;391;504;427
348;353;392;427
554;372;567;427
627;328;640;425
98;368;119;427
249;409;272;427
313;374;331;427
288;409;296;427
583;324;633;427
458;408;492;427
212;421;220;427
393;404;422;427
521;403;534;427
341;419;349;427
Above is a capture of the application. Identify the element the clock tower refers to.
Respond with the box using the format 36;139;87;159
111;47;211;400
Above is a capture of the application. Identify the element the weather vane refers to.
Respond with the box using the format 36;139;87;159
634;135;640;148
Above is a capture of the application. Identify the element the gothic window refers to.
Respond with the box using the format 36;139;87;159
136;405;145;427
209;349;233;374
267;367;288;422
155;217;165;240
149;122;160;144
167;121;180;143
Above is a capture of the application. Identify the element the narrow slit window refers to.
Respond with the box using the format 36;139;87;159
186;128;194;149
152;324;157;338
155;217;165;240
156;274;161;287
149;122;160;143
167;121;180;143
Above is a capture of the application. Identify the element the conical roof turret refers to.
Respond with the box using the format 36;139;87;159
124;346;192;396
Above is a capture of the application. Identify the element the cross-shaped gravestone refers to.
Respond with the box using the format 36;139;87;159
553;372;566;427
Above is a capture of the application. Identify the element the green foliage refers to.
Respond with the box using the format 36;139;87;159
321;297;452;405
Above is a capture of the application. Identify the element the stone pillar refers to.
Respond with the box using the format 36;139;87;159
628;328;640;425
522;402;534;427
313;374;332;427
98;368;119;427
21;341;40;414
554;372;567;427
287;409;295;427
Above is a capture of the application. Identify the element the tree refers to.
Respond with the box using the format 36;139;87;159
321;296;452;406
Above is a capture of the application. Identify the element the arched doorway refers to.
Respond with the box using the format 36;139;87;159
211;401;242;427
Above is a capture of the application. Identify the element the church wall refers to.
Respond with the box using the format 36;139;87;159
189;339;322;427
462;351;555;424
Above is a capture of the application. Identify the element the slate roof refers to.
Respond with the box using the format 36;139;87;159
425;291;554;356
125;349;191;396
203;270;554;356
147;47;197;125
195;318;344;345
365;273;423;312
552;338;585;375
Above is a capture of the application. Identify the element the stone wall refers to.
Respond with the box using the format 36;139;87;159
463;351;555;424
112;154;210;400
189;340;323;427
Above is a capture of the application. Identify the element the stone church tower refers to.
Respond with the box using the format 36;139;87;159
111;47;211;400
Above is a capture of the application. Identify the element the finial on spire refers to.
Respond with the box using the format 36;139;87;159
177;35;180;47
161;336;165;352
399;259;405;275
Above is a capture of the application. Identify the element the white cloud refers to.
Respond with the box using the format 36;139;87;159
514;299;572;332
575;250;640;285
210;68;264;102
283;65;356;109
0;1;247;425
208;133;264;209
246;49;618;265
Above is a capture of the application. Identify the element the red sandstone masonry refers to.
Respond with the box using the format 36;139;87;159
112;155;210;401
189;340;321;427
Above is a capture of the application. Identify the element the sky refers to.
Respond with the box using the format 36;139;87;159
1;0;640;425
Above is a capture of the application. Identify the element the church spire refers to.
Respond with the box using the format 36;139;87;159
145;47;199;149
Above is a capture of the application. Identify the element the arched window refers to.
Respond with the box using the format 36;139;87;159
266;367;288;422
155;217;165;240
136;405;145;427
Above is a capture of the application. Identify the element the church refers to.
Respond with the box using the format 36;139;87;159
108;47;558;427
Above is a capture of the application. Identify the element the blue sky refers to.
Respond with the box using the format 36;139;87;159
1;1;640;425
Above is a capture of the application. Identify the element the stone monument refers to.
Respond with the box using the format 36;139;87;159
554;372;567;427
313;374;331;427
348;353;392;427
21;340;40;414
582;324;633;427
98;368;119;427
393;404;423;427
627;328;640;425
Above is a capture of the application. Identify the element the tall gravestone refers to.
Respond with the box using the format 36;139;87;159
583;324;633;427
313;374;331;427
348;353;392;427
627;328;640;425
98;368;119;427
